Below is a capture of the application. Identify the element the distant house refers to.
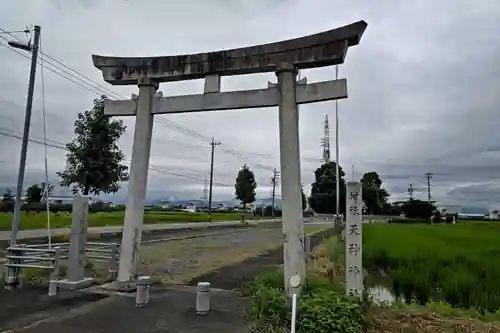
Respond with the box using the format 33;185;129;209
160;200;171;209
437;205;463;216
489;208;500;220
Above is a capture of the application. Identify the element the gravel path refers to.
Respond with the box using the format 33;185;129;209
134;226;284;285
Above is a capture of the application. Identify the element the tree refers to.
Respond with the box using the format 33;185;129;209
41;182;54;201
57;96;129;195
309;161;346;214
301;186;307;211
235;164;257;209
3;189;14;202
26;184;43;203
402;199;436;220
1;189;14;212
361;171;389;214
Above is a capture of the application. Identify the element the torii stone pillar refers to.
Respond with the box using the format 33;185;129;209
91;20;367;293
117;77;157;285
276;63;306;292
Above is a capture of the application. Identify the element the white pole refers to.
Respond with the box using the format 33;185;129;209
291;293;297;333
335;65;340;222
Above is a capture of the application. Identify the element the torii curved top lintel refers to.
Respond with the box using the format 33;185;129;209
92;20;367;86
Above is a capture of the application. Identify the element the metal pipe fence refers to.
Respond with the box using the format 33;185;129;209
3;242;120;295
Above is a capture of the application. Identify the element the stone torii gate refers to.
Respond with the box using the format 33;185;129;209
92;20;367;294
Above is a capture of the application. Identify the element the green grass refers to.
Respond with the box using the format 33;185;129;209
0;211;248;230
363;222;500;312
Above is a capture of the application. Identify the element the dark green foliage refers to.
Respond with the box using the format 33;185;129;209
0;188;14;212
3;188;14;201
25;184;43;203
235;164;257;209
402;199;436;219
301;186;307;211
25;182;54;204
361;172;389;214
57;95;128;195
246;270;368;333
432;210;443;223
309;161;346;214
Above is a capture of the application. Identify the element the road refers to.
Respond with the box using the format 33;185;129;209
0;219;283;242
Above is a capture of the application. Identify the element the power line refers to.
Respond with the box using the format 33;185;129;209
1;27;278;172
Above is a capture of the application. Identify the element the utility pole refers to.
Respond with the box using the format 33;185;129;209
271;168;279;217
408;184;414;200
334;65;341;224
10;25;41;246
208;137;220;217
425;173;433;203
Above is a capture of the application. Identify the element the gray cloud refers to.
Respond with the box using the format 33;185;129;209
1;0;499;208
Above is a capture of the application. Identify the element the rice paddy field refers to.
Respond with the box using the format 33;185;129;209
0;210;249;230
363;222;500;312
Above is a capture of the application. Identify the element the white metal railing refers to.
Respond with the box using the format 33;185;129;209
5;245;62;296
4;242;120;295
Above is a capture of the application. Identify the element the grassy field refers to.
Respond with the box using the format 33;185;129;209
363;222;500;312
0;210;251;230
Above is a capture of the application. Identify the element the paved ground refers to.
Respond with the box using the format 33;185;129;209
1;224;338;332
3;288;250;333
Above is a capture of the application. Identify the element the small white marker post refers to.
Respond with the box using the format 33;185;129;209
289;275;301;333
345;182;363;299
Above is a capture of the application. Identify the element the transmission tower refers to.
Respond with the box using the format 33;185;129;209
408;184;414;200
321;114;331;162
425;172;433;203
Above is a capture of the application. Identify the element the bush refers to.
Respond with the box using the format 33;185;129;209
432;211;443;223
246;270;368;333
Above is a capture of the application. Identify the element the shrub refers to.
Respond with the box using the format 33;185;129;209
246;270;368;333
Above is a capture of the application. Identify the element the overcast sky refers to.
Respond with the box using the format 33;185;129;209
0;0;499;208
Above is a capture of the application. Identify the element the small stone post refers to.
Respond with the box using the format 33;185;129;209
196;282;211;315
136;276;152;307
58;193;93;290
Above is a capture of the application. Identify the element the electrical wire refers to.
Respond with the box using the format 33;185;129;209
39;32;52;249
0;26;281;171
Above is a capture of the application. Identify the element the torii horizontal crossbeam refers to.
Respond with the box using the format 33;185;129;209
104;79;347;116
92;21;367;85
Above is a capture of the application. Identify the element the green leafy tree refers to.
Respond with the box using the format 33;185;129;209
26;184;43;203
402;199;436;220
3;189;14;202
41;182;54;201
361;171;389;214
309;161;346;214
235;164;257;209
57;96;129;195
1;189;14;212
